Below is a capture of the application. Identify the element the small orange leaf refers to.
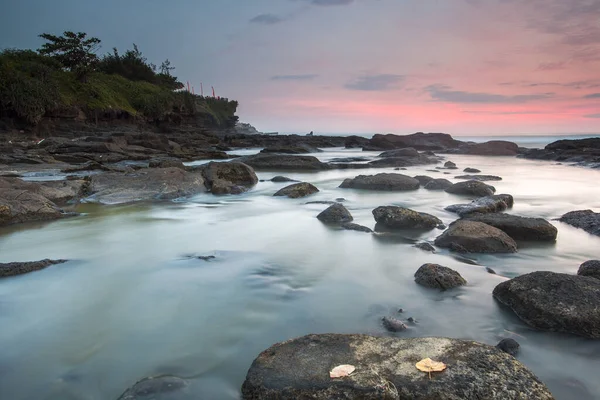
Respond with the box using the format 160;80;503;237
415;358;446;379
329;364;356;378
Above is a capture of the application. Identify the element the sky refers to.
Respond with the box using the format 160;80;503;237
1;0;600;136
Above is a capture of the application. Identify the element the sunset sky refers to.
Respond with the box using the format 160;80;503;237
2;0;600;135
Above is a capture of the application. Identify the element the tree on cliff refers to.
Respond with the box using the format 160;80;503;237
38;31;101;80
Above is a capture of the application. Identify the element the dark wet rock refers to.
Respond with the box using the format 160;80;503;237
61;160;108;173
578;260;600;280
444;161;457;169
260;144;320;154
365;132;463;151
0;259;68;278
197;255;216;261
496;339;520;356
445;194;514;217
148;158;186;169
379;147;420;158
344;135;371;149
486;267;497;274
521;137;600;167
241;333;554;400
426;169;441;173
414;263;467;289
382;316;407;332
394;167;407;170
435;220;518;253
445;180;496;197
367;152;439;168
335;198;346;202
463;213;557;242
306;201;336;205
455;174;502;182
329;156;370;163
459;140;519;156
273;182;319;198
117;375;189;400
199;161;258;195
493;271;600;338
413;175;434;185
89;168;206;204
342;223;373;233
236;153;328;171
443;172;451;175
373;206;443;230
407;317;416;323
317;203;353;224
464;167;481;173
559;210;600;236
424;178;453;190
414;242;436;252
340;173;420;191
270;176;298;182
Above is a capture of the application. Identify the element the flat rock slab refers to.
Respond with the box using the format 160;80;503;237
445;194;514;217
464;213;557;242
493;271;600;338
340;173;420;191
274;182;319;198
445;180;496;197
0;259;68;278
455;175;502;181
559;210;600;236
241;334;554;399
435;220;517;253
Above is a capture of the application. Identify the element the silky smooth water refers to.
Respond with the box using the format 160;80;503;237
1;149;600;399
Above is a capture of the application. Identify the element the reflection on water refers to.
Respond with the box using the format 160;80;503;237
1;149;600;399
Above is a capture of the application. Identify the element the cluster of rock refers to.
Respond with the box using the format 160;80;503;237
520;137;600;167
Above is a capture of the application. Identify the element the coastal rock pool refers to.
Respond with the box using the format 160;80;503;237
1;149;600;399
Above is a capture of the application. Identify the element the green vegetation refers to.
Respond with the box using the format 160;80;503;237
0;31;238;127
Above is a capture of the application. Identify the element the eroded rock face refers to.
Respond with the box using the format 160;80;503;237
445;194;514;217
414;263;466;289
445;180;496;197
373;206;443;230
0;259;68;278
317;203;353;224
493;271;600;339
559;210;600;236
199;161;258;195
241;334;554;400
273;182;319;198
463;213;557;242
435;220;518;253
340;173;420;191
578;260;600;280
117;375;189;400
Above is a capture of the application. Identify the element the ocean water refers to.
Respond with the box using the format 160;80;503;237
1;148;600;399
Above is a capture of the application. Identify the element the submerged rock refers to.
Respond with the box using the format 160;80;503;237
317;203;353;224
382;316;407;332
273;182;319;198
445;194;514;217
464;167;481;173
340;173;420;191
435;220;518;253
0;259;68;278
414;263;467;289
455;175;502;182
444;161;458;169
559;210;600;236
578;260;600;280
445;180;496;197
270;176;298;182
341;223;373;233
464;213;557;242
493;271;600;339
414;242;436;252
199;161;258;195
496;339;520;356
424;178;453;190
117;375;189;400
241;334;554;399
373;206;443;230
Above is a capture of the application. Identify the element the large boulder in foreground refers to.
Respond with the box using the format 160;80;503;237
0;259;67;278
317;203;353;224
236;153;328;171
117;375;189;400
199;161;258;195
493;271;600;339
559;210;600;236
373;206;443;230
445;180;496;197
415;263;466;289
464;213;557;242
241;334;554;399
435;220;518;253
445;194;514;217
89;168;206;204
578;260;600;280
273;182;319;198
340;173;420;191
